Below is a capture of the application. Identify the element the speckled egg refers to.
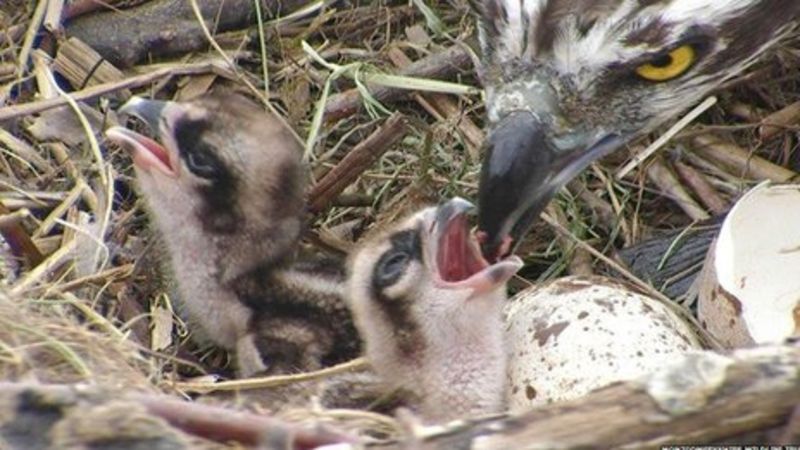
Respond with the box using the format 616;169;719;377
505;275;702;411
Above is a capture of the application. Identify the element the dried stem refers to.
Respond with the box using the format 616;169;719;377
308;113;408;213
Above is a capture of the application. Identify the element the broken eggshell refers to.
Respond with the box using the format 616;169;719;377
697;182;800;347
505;276;701;411
694;240;754;349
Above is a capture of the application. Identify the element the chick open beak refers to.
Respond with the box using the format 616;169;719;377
105;97;177;177
428;197;523;294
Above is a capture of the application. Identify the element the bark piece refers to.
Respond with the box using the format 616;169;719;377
53;37;129;97
0;383;354;449
367;345;800;449
64;0;307;67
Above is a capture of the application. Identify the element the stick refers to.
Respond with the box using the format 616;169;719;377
673;161;728;215
308;113;408;212
0;62;216;122
692;133;798;182
133;394;357;448
323;45;473;122
646;156;710;221
616;96;717;179
368;345;800;449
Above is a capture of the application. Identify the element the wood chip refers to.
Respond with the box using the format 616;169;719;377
150;304;174;352
54;37;129;97
759;100;800;140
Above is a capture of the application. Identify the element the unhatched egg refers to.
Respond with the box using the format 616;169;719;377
505;276;702;410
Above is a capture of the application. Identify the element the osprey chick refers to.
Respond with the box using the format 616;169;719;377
106;93;360;376
347;198;522;423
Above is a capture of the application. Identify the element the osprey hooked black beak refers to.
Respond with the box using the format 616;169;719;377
477;111;625;260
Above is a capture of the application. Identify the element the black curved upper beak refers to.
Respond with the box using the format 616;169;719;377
477;111;624;260
117;97;169;133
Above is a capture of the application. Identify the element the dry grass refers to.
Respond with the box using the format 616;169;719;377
0;0;798;442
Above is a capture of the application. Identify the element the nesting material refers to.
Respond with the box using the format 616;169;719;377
505;276;701;410
697;182;800;347
0;292;153;390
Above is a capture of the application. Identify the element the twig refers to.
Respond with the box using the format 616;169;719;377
16;0;48;79
46;143;99;213
0;127;51;173
32;263;134;295
759;100;800;140
0;383;355;449
616;96;717;179
692;134;798;182
32;180;86;239
308;113;408;213
8;238;77;295
43;0;66;34
173;357;369;393
53;37;129;94
387;47;483;161
0;62;217;121
0;24;25;46
645;156;710;221
323;45;473;122
673;161;728;215
133;393;358;448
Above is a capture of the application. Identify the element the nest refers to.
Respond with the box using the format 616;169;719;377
0;0;798;447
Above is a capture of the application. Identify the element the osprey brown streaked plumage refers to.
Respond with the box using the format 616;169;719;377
106;93;360;376
475;0;800;258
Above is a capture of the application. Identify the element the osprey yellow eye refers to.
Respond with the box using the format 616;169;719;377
635;45;696;81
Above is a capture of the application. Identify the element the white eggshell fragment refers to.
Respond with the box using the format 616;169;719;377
712;182;800;344
505;276;701;411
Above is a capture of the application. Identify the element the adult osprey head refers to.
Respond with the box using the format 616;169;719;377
475;0;800;259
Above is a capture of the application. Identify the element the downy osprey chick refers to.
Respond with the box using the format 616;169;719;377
347;198;523;423
106;92;360;376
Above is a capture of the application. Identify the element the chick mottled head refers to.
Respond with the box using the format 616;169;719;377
107;92;305;281
346;198;522;422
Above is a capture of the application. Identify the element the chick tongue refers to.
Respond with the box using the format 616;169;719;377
438;213;488;282
432;198;523;292
105;126;175;176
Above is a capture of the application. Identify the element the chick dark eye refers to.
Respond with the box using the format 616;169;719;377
376;251;410;286
184;150;220;179
172;117;224;180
